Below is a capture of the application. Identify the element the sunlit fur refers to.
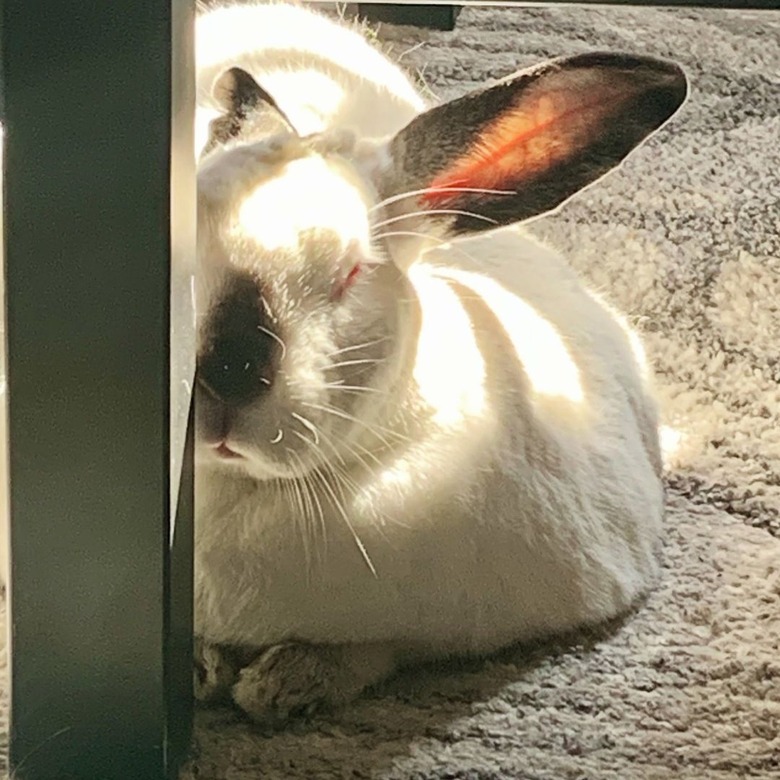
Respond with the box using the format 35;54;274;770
194;0;664;684
195;1;425;157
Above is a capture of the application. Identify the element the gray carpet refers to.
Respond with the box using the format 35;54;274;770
4;4;780;779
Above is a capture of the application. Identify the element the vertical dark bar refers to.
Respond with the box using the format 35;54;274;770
166;0;197;772
1;0;196;778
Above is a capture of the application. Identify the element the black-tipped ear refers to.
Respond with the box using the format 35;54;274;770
380;52;688;236
204;66;297;153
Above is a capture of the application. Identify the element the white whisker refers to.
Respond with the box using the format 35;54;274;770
301;401;409;448
327;384;384;395
288;448;327;562
311;436;363;504
326;357;384;370
327;336;390;358
291;411;320;445
270;428;284;444
335;433;383;474
372;229;485;267
318;433;399;546
344;436;384;468
312;461;377;578
282;451;314;572
371;208;497;232
371;185;514;214
292;431;377;577
258;324;287;360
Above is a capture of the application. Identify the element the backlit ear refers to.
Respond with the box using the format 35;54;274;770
203;67;297;154
379;52;688;236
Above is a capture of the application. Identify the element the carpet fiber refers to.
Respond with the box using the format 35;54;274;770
5;4;780;779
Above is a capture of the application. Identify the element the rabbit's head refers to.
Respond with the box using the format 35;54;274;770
195;54;687;479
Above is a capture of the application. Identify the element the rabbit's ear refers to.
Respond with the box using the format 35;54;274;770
204;67;297;153
379;53;687;236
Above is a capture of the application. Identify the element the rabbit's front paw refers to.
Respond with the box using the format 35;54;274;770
193;637;239;705
231;641;397;726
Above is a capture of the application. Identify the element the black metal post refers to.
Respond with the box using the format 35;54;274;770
357;3;463;29
1;0;196;777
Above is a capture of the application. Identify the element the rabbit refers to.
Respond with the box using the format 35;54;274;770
193;0;688;725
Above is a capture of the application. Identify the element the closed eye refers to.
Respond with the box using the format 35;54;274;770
331;262;361;301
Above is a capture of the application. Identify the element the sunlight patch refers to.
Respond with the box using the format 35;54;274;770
447;269;584;405
408;266;487;427
237;156;370;253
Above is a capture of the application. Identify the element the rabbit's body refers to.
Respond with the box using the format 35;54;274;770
194;1;683;722
197;231;663;657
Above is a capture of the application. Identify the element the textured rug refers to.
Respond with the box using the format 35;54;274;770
4;4;780;779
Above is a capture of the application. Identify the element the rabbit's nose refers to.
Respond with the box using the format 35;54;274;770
197;333;273;407
197;277;278;407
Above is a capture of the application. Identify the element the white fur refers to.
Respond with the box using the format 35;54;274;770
194;1;425;157
194;1;665;714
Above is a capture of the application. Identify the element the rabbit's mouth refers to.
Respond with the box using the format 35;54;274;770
213;441;244;460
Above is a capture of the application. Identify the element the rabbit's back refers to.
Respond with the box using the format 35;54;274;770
195;2;425;156
395;228;665;641
425;226;663;485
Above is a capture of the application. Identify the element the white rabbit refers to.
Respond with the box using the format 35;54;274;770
193;1;687;724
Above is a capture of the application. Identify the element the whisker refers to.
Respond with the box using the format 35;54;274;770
309;469;327;551
285;476;307;547
301;401;393;450
258;324;287;360
371;208;497;232
301;401;409;447
259;293;278;325
305;424;406;551
372;229;486;267
336;435;383;476
303;412;384;475
370;185;514;214
326;336;390;359
326;384;384;395
8;727;74;780
310;459;377;578
292;431;377;577
373;229;448;244
295;480;321;578
283;449;314;572
343;436;384;468
326;357;385;370
311;436;364;507
288;448;327;563
291;411;320;445
313;432;400;549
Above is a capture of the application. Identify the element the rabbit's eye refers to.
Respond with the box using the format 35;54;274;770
331;262;361;301
344;263;361;288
